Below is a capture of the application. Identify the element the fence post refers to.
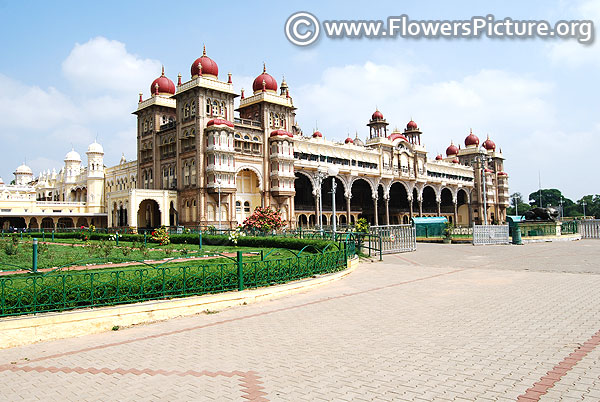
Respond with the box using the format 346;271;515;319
116;232;119;246
32;238;38;273
379;235;383;261
144;231;147;247
52;230;54;242
260;250;264;261
42;229;45;242
198;232;202;250
237;251;244;291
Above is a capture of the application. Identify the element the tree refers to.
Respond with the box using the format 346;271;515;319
528;189;566;209
507;192;531;216
577;195;600;219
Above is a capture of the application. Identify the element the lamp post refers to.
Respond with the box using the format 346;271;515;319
328;165;340;235
582;200;587;219
559;197;564;220
475;151;490;225
514;194;519;217
315;167;326;232
216;178;222;231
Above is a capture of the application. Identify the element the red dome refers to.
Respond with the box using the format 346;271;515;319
388;133;408;142
252;64;278;93
150;67;175;95
270;129;293;138
191;46;219;78
452;158;460;164
206;119;233;128
498;171;508;176
372;110;384;120
484;168;493;173
345;137;354;144
312;130;323;138
483;136;496;151
435;154;443;160
406;120;418;130
465;129;479;147
446;142;459;156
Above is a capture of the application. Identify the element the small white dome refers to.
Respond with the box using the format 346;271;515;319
15;164;32;174
0;177;4;184
64;149;82;162
87;141;104;154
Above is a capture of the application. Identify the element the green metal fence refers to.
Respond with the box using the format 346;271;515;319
518;222;558;237
561;220;579;235
0;247;348;318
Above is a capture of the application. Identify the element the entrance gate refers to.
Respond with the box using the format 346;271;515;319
472;224;510;245
369;224;417;254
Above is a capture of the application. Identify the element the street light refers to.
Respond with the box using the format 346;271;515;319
475;151;490;225
328;165;340;235
315;167;326;232
559;197;564;220
216;178;222;231
582;200;587;220
513;194;519;217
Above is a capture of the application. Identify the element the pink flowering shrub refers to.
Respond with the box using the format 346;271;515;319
243;206;284;232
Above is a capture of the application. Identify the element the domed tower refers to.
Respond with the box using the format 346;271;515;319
367;109;389;139
86;141;104;208
403;119;422;145
64;149;82;184
14;163;33;185
237;63;296;217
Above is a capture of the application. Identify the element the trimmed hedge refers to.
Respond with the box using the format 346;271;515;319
11;231;336;251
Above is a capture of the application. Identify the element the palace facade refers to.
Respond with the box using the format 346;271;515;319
0;48;509;230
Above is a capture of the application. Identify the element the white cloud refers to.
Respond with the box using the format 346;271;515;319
0;74;78;132
547;0;600;67
62;36;162;95
294;59;597;200
0;37;155;182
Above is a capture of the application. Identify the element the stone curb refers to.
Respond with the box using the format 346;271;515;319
0;256;360;349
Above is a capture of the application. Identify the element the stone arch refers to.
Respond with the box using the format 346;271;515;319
349;176;376;199
138;199;161;229
422;185;438;214
235;165;263;191
294;170;317;195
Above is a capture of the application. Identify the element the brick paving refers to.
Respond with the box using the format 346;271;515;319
0;239;599;401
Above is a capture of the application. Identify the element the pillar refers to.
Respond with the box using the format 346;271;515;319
374;197;379;226
314;193;320;228
468;203;473;225
385;198;390;226
346;196;351;225
437;201;441;217
453;202;458;226
418;200;423;217
409;198;413;220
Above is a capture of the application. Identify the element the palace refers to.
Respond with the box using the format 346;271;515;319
0;48;509;231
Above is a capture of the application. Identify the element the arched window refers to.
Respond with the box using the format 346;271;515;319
191;101;196;116
206;98;211;115
244;201;250;213
220;101;225;117
212;100;219;115
236;201;241;213
184;103;190;118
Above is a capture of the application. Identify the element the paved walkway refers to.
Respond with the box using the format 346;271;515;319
1;240;599;401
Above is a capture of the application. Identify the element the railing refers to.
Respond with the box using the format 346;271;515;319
0;247;348;318
472;224;510;245
518;222;559;237
369;224;416;254
561;220;579;235
580;219;600;239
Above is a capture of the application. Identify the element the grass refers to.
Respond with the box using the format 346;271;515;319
0;237;284;272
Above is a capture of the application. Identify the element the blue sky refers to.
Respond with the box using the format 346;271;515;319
0;0;598;201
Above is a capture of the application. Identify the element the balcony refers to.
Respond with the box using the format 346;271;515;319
234;117;262;128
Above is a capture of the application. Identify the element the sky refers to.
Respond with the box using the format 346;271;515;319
0;0;598;201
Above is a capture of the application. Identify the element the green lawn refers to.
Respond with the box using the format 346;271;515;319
0;238;286;272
